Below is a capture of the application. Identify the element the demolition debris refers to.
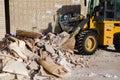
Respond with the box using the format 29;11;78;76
0;30;87;80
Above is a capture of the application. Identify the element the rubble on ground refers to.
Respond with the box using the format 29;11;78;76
0;30;87;80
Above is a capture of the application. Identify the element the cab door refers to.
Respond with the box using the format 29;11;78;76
103;0;120;45
102;0;115;45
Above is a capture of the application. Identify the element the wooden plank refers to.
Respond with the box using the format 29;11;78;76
16;30;42;38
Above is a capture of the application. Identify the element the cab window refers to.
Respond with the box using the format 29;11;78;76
116;0;120;20
105;0;115;20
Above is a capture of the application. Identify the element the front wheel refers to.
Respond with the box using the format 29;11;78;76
75;30;98;55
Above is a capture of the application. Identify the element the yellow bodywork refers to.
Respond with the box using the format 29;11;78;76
84;17;120;46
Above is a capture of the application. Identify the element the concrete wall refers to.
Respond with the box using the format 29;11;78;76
9;0;87;33
0;0;6;40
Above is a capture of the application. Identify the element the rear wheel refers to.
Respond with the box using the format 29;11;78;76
75;30;98;55
113;33;120;52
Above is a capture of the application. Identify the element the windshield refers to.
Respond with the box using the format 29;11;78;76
87;0;99;14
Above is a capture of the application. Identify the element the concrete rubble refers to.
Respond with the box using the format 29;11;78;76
0;30;87;80
0;73;15;80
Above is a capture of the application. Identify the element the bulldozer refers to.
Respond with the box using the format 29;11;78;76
58;0;120;55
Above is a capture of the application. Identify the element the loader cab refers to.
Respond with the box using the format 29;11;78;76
89;0;120;46
89;0;120;21
104;0;119;20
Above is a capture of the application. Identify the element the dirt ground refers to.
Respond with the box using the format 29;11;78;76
58;47;120;80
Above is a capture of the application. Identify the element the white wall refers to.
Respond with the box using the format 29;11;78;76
0;0;6;40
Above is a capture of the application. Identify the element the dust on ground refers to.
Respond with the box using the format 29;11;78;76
58;48;120;80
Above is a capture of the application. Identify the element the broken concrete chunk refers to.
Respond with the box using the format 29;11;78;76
28;61;39;70
50;35;61;46
18;40;26;50
39;65;49;76
57;31;75;50
17;75;25;80
40;57;69;78
34;38;41;43
3;59;28;76
40;51;49;59
59;31;70;37
47;32;56;40
56;58;71;73
33;74;50;80
25;39;36;52
0;73;15;80
17;40;39;60
9;40;32;59
17;74;30;80
6;35;18;42
58;50;64;57
58;33;70;47
25;40;33;50
0;52;18;67
44;44;56;56
17;58;23;62
56;31;75;51
11;50;20;58
16;30;42;38
0;51;17;60
9;42;27;60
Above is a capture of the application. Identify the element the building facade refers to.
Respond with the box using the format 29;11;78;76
0;0;6;40
9;0;87;33
0;0;87;39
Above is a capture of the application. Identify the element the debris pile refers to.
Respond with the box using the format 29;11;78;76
0;30;87;80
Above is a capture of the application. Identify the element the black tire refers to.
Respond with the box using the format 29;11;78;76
75;30;98;55
113;33;120;52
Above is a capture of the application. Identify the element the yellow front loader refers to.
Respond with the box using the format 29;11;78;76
59;0;120;55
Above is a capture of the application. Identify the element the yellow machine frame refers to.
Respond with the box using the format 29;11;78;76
88;17;120;46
